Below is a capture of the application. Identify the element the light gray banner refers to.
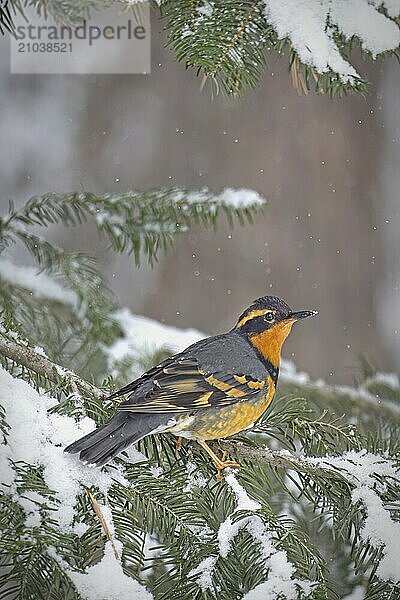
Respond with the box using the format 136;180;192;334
10;3;151;74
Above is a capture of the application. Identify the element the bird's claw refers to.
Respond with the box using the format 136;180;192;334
216;453;240;480
197;440;240;480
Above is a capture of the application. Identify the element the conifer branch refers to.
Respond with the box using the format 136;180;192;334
220;441;347;484
0;186;399;599
0;187;264;377
1;329;399;598
2;1;399;96
280;378;400;421
2;188;264;265
0;330;101;399
0;330;390;489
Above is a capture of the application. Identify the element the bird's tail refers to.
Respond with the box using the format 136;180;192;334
64;413;162;467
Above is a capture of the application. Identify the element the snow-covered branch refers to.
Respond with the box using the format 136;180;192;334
1;324;400;597
164;0;400;96
0;330;101;399
220;442;347;483
264;0;400;83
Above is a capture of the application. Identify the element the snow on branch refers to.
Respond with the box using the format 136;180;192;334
219;443;400;585
1;321;400;596
0;257;77;308
1;187;265;267
308;451;400;583
2;1;399;96
0;365;152;599
67;541;152;600
189;471;314;598
0;366;108;527
0;329;101;400
164;0;400;95
264;0;400;83
106;309;204;375
281;359;400;418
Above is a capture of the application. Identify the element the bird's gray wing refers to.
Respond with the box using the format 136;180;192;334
115;334;268;414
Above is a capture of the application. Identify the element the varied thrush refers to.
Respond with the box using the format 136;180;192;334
65;296;317;477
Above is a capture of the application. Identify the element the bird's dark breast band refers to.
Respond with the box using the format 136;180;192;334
251;350;279;385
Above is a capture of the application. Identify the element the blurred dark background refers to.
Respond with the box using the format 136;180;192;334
1;15;399;384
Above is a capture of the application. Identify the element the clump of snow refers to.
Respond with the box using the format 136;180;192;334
307;450;398;491
243;564;312;600
216;188;265;209
0;257;77;307
352;486;400;582
106;309;205;369
17;490;45;528
197;1;213;18
342;585;365;600
183;461;207;493
217;473;262;558
0;366;153;598
281;359;310;385
170;187;266;209
224;472;261;512
72;521;90;537
149;465;163;478
181;25;193;37
33;345;48;357
124;445;148;464
264;0;358;81
0;366;110;530
68;541;152;600
191;472;313;597
188;556;217;591
331;0;400;56
263;0;400;83
305;450;400;583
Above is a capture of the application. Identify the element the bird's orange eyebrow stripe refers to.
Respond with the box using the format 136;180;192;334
236;309;270;328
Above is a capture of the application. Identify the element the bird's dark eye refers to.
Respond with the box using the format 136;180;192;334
264;313;274;322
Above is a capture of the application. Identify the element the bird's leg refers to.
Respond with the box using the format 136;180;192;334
175;436;183;453
197;440;240;480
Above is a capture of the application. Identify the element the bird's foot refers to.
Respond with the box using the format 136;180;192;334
175;436;183;453
197;440;240;480
215;458;241;480
215;452;240;480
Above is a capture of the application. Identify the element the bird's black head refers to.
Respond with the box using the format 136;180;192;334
234;295;317;336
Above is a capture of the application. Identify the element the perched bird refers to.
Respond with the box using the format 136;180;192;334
65;296;317;477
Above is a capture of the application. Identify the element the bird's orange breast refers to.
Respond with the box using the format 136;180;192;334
170;375;276;441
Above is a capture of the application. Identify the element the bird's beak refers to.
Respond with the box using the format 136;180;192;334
290;310;318;321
